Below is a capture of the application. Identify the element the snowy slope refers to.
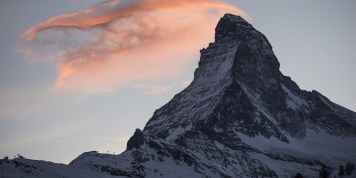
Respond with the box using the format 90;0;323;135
2;13;356;178
0;157;127;178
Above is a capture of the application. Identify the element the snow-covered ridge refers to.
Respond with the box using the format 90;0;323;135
281;84;308;110
144;39;241;140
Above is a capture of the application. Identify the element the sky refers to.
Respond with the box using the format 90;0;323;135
0;0;355;164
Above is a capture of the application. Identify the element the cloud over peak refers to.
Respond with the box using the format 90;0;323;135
17;0;247;93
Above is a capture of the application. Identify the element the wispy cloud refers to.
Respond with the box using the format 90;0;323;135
133;84;172;95
17;0;247;93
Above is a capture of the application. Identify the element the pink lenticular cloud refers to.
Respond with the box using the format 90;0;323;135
17;0;248;93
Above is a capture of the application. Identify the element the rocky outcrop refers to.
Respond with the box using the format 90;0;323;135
127;129;145;150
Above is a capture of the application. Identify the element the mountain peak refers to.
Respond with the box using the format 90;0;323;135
144;13;356;141
215;13;254;42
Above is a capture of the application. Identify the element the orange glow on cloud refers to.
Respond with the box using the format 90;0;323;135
17;0;248;93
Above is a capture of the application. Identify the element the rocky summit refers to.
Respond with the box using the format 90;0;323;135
2;14;356;178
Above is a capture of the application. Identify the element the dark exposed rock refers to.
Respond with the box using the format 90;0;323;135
127;129;144;150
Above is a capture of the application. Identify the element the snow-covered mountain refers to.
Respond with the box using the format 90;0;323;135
1;14;356;178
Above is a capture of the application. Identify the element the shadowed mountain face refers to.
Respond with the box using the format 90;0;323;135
2;14;356;178
144;14;356;141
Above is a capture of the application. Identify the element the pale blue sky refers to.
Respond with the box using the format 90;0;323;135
0;0;355;163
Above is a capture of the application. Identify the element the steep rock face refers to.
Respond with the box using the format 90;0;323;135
144;14;356;142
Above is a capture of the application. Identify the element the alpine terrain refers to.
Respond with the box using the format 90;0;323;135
1;14;356;178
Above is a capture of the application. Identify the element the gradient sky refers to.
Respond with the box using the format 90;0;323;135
1;0;355;164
